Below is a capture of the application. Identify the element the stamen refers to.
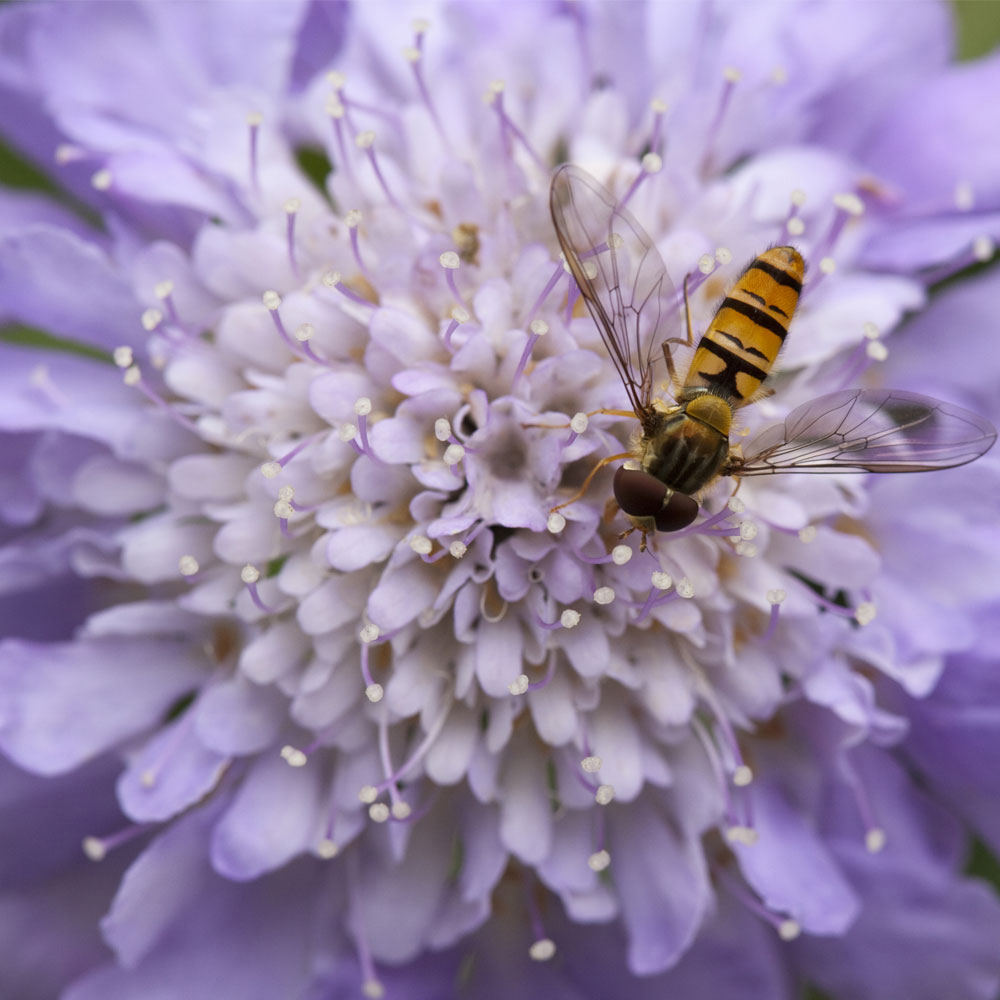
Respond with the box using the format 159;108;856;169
700;67;741;176
320;269;375;309
293;322;329;366
241;564;277;614
344;209;374;284
439;251;467;308
91;168;113;191
260;434;321;480
82;822;150;861
922;234;996;285
647;97;668;156
284;198;301;279
512;318;550;388
355;130;402;209
119;360;199;434
618;151;664;210
524;261;566;330
246;111;263;194
404;19;453;154
718;867;800;940
442;304;470;350
760;589;786;642
154;279;185;329
325;93;355;186
546;512;566;534
486;79;545;174
779;189;807;243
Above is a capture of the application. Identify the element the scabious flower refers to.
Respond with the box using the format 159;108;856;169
1;2;1000;998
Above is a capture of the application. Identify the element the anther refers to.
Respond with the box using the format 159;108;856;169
676;578;695;598
91;168;112;191
113;346;134;368
546;512;566;534
443;443;465;467
733;764;754;787
508;674;530;696
280;745;308;768
588;849;611;872
365;684;384;703
651;571;672;591
178;555;200;577
317;838;339;859
611;544;632;565
560;609;581;628
581;756;602;773
700;67;742;175
369;802;390;823
529;939;556;962
855;601;876;625
798;525;816;543
593;586;615;605
595;784;615;805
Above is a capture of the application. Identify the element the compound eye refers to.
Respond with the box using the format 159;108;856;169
654;492;699;531
613;467;667;517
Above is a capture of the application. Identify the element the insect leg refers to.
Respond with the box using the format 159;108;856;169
550;450;632;513
661;274;698;392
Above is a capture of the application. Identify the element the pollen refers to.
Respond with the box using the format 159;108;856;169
715;246;732;265
295;323;314;342
593;586;615;605
728;495;745;513
113;346;134;368
354;397;373;416
508;674;530;695
358;785;378;804
546;512;566;534
368;802;390;823
443;443;465;465
855;601;877;626
260;461;281;479
766;588;786;605
439;251;461;270
449;541;468;559
360;623;381;643
529;939;556;962
778;919;801;941
240;564;260;584
697;254;715;274
280;745;308;767
641;151;663;174
611;544;632;564
570;412;589;434
317;838;339;859
865;827;887;853
588;849;611;872
581;755;602;773
529;318;549;336
141;308;162;331
676;578;695;598
595;784;615;805
651;571;672;591
365;683;384;703
262;290;282;310
560;609;581;628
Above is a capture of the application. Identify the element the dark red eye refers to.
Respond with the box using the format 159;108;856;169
613;467;699;531
613;467;666;517
654;492;698;531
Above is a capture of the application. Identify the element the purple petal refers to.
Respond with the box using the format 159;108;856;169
210;752;324;880
0;637;208;774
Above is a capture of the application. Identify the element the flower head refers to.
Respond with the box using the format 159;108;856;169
1;2;1000;998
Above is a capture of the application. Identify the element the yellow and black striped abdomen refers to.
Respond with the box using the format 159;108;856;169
683;246;805;407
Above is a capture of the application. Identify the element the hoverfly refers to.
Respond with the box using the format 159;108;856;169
549;164;996;546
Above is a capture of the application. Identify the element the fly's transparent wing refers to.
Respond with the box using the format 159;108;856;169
731;388;996;476
550;164;676;428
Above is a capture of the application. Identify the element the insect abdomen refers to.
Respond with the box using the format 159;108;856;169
684;246;804;407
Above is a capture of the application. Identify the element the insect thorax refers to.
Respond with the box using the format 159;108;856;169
641;394;731;496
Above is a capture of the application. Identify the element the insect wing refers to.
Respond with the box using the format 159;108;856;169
550;164;676;423
733;388;997;476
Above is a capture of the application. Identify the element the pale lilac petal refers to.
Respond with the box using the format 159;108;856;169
0;638;207;774
210;752;324;880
